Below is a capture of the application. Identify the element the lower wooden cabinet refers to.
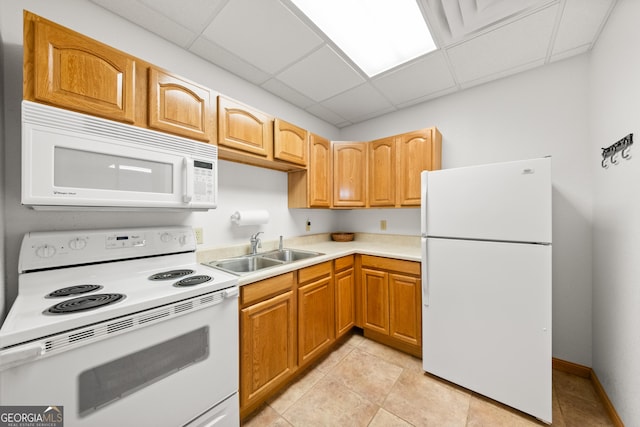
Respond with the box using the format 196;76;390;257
239;255;421;420
297;261;334;367
361;268;389;334
334;256;355;338
360;255;422;356
239;273;296;417
389;273;421;348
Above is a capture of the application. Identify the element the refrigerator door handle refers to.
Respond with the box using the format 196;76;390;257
421;239;429;307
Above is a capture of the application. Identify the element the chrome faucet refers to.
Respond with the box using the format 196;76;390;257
279;235;283;251
249;232;263;255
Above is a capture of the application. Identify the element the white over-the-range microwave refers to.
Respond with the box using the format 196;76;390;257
21;100;217;211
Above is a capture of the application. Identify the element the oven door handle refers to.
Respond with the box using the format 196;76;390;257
223;287;239;299
0;342;45;371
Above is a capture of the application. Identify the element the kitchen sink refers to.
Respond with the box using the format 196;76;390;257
261;248;323;262
207;248;323;275
209;255;284;274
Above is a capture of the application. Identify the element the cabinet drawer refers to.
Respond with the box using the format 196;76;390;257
360;255;420;276
334;255;354;272
298;261;332;284
241;272;294;306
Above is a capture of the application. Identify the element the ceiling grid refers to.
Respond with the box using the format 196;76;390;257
90;0;617;127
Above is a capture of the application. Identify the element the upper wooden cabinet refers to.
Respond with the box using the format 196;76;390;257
397;127;442;206
218;95;271;157
332;142;367;208
148;67;213;142
24;11;136;123
288;127;442;209
274;119;308;166
288;133;332;208
368;136;396;207
217;96;308;171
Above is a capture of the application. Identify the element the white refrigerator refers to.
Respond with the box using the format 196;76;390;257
420;157;552;423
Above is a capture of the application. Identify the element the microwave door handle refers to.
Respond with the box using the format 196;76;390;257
183;157;194;203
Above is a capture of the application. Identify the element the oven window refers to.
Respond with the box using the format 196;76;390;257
54;147;173;193
78;327;209;417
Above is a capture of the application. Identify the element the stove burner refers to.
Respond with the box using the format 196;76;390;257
148;269;195;281
46;284;103;298
174;275;212;287
45;294;126;314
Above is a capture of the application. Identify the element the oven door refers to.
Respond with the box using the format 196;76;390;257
0;289;238;427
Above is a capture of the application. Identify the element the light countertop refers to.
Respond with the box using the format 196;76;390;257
197;233;421;286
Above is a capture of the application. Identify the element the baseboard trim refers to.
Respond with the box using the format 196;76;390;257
552;358;624;427
552;357;590;378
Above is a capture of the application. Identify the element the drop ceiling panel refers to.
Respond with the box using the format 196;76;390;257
138;0;226;35
306;104;351;128
372;51;456;105
189;37;270;85
447;4;559;83
319;84;394;122
276;46;365;102
552;0;614;55
200;0;323;74
261;78;316;109
90;0;197;46
458;58;545;89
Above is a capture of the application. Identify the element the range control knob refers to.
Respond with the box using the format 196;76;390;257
160;233;173;243
178;234;187;245
69;238;87;250
35;244;56;258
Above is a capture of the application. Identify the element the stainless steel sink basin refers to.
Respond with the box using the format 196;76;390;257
261;249;323;262
207;248;323;275
209;255;284;274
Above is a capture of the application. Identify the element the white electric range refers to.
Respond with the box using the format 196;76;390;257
0;226;239;427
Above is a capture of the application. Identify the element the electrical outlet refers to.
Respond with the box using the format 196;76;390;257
194;227;204;244
380;220;387;231
306;219;311;232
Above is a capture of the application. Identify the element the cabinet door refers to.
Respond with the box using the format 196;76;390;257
148;67;212;142
298;276;335;367
32;18;135;123
335;267;355;338
240;290;295;409
308;134;332;207
368;137;396;207
218;96;271;157
333;142;367;207
398;128;445;205
287;133;332;208
361;268;389;335
274;119;308;166
389;273;422;347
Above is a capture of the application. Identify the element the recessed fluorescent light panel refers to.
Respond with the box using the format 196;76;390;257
290;0;437;77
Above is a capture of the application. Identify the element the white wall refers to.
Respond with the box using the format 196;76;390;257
340;55;594;366
590;0;640;424
0;0;339;315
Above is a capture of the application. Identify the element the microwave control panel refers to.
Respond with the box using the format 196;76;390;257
193;160;215;204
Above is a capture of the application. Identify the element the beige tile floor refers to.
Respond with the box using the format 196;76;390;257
243;331;614;427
